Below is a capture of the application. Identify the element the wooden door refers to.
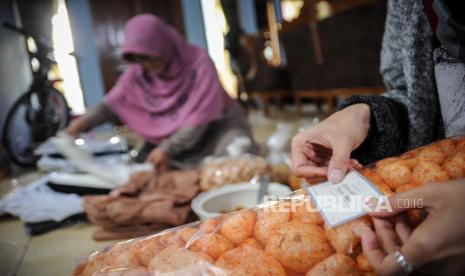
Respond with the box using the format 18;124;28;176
89;0;185;92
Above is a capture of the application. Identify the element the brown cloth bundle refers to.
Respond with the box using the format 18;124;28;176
83;169;199;240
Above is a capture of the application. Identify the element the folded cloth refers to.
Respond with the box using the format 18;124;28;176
83;169;199;240
0;174;84;223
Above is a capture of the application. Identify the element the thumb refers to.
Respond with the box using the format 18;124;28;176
369;184;434;218
327;141;352;183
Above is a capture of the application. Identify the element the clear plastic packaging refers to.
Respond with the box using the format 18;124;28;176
199;154;270;192
73;136;465;276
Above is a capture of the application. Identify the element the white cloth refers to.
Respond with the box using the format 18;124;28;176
0;174;83;223
51;134;145;185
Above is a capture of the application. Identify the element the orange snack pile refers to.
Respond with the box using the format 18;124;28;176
73;136;465;276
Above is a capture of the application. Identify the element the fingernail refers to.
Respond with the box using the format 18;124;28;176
329;169;343;184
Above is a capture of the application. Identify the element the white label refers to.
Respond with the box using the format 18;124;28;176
305;170;383;228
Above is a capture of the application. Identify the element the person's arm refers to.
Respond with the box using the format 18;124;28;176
291;0;437;182
66;102;121;136
337;96;409;165
158;123;210;157
81;102;121;129
145;124;210;168
338;0;441;164
337;0;411;164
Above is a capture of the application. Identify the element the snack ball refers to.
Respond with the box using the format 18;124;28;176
436;139;456;157
306;253;363;276
216;245;286;275
254;202;291;244
157;231;186;248
443;152;465;179
189;233;234;259
360;169;394;195
265;221;334;273
220;209;256;245
376;160;413;190
200;218;222;234
356;253;374;272
177;227;199;244
291;196;323;225
457;138;465;152
413;160;449;184
416;144;447;164
147;245;213;273
107;249;141;268
324;217;371;254
133;236;165;267
240;238;262;249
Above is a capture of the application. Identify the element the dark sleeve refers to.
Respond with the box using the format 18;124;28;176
80;102;121;131
338;95;409;164
337;0;414;164
158;124;210;157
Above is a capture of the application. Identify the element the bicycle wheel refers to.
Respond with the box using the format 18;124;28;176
3;85;70;166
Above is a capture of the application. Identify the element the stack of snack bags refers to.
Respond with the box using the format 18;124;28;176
73;136;465;276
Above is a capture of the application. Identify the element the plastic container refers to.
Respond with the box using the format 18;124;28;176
192;182;291;219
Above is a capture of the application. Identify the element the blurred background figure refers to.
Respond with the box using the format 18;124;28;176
66;14;256;169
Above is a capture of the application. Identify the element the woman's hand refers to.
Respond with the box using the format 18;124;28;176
362;179;465;275
291;104;371;183
66;118;88;137
146;148;170;170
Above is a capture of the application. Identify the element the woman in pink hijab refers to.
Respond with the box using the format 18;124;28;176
67;14;256;168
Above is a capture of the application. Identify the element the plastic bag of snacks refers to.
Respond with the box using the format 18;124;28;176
199;154;270;191
73;136;465;276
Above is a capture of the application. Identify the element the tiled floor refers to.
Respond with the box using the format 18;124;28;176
0;105;323;276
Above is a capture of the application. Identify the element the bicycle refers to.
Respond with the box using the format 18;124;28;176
2;22;70;166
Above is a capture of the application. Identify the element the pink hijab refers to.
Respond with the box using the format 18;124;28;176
105;14;233;144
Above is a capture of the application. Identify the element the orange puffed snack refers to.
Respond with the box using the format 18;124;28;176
416;144;447;164
412;160;449;184
220;209;256;245
356;253;374;272
435;139;456;157
457;139;465;151
324;217;372;254
253;201;291;244
200;217;222;234
376;159;413;190
73;136;465;276
265;221;334;273
306;253;363;276
189;233;234;260
291;196;324;225
133;236;164;267
177;227;199;243
216;245;287;275
443;151;465;179
239;238;262;249
147;245;213;273
360;168;394;196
